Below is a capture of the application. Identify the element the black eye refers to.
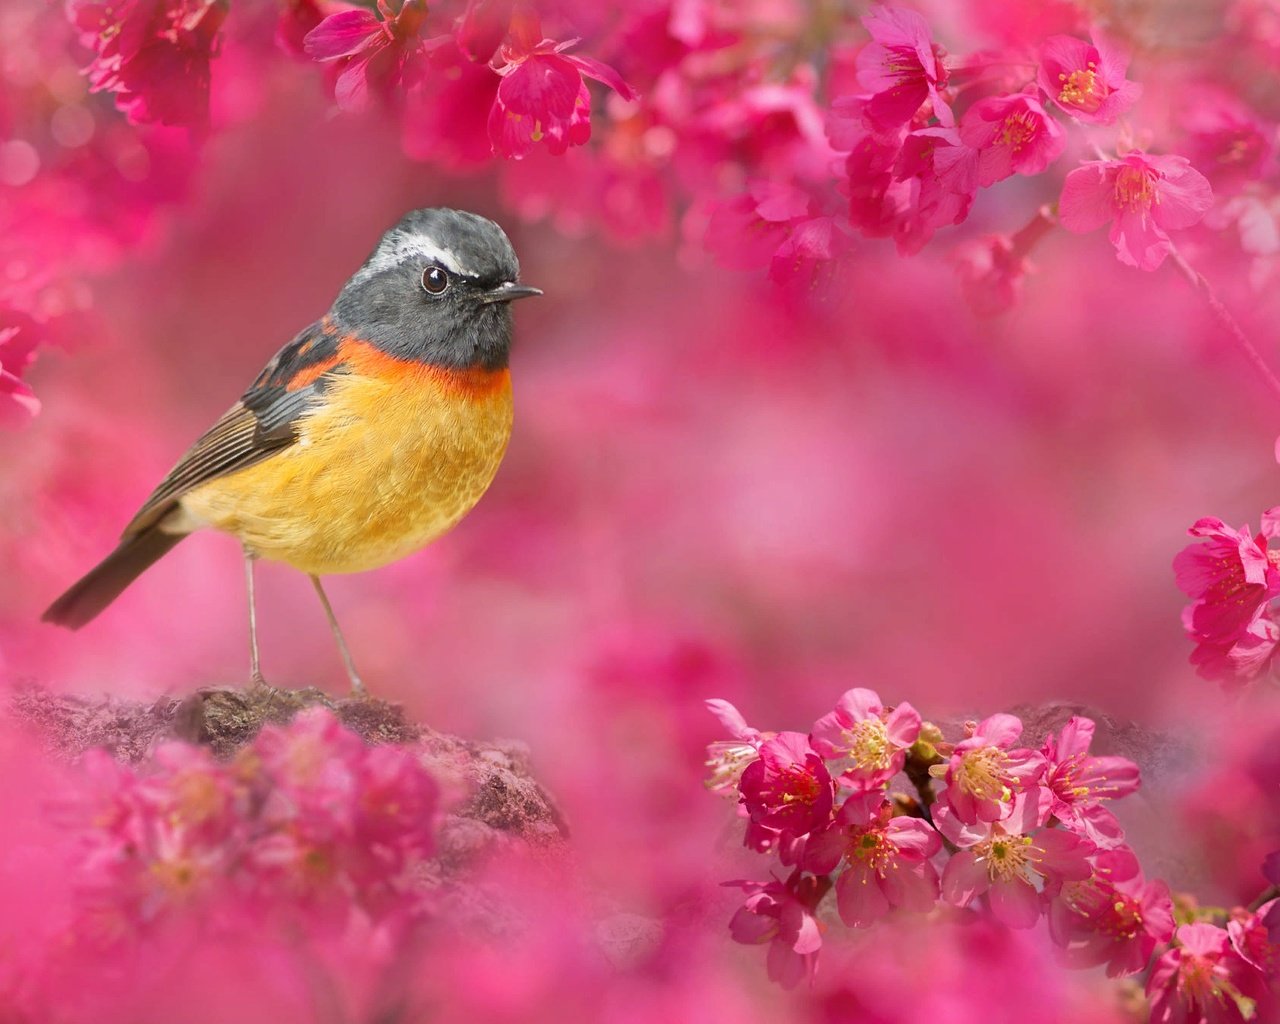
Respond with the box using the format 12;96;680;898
422;266;450;294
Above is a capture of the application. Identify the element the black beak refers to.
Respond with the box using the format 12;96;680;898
480;281;543;304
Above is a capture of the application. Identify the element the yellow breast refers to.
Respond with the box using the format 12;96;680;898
180;353;513;576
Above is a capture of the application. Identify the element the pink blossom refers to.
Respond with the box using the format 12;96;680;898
303;0;437;113
938;795;1094;929
1174;513;1280;683
704;697;767;795
958;93;1066;186
0;313;41;425
1147;923;1270;1024
66;0;227;126
726;871;826;989
1058;152;1214;271
809;687;920;790
1040;716;1140;841
930;713;1045;824
856;5;952;134
1047;848;1175;976
769;216;848;288
1037;33;1141;125
739;731;834;837
890;127;977;255
487;8;635;159
802;792;940;927
1182;88;1274;194
704;181;812;272
1228;903;1278;976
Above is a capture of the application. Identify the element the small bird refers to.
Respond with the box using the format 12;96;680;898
43;208;541;694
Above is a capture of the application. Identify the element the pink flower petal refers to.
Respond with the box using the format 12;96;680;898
989;877;1042;928
304;9;380;60
836;862;890;927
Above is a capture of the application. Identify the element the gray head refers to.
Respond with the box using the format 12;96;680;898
331;208;540;371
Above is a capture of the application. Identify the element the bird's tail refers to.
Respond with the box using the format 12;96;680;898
42;528;186;629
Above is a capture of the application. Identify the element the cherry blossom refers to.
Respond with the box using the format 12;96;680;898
802;791;940;927
726;871;826;989
739;731;834;837
487;8;635;159
1058;152;1214;270
937;795;1094;929
809;687;920;791
929;713;1045;824
1036;33;1141;125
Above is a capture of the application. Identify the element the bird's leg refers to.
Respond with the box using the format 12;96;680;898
310;575;367;698
244;546;269;689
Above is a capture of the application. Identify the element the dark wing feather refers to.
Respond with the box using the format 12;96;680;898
122;321;345;536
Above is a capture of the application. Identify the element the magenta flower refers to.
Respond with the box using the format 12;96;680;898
891;127;977;255
1037;33;1141;125
704;697;767;795
304;0;438;113
930;713;1045;824
0;314;40;425
809;687;920;790
1058;152;1213;271
1047;848;1175;977
1040;716;1140;841
856;5;952;134
959;93;1066;187
802;792;940;927
739;732;834;837
704;182;812;272
1147;923;1270;1024
726;871;826;989
1175;513;1280;647
66;0;227;126
938;796;1094;929
487;8;635;159
1228;903;1278;976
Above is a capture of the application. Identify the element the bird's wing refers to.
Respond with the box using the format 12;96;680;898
122;320;347;536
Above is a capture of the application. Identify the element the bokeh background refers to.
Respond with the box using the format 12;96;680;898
2;0;1279;1019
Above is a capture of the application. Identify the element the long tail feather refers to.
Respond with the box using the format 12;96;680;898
42;529;186;629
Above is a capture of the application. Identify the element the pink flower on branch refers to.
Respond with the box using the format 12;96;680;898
1040;716;1140;842
1037;33;1141;125
726;871;827;989
739;732;834;837
938;796;1094;929
930;713;1045;824
66;0;228;127
809;687;920;791
856;5;952;134
802;792;940;927
1146;923;1271;1024
1174;512;1280;684
487;8;635;159
1058;152;1213;271
958;93;1066;187
1046;848;1175;977
304;0;440;113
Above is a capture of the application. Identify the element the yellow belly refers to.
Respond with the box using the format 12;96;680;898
179;364;513;575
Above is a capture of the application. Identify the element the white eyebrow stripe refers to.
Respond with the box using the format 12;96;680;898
350;231;476;284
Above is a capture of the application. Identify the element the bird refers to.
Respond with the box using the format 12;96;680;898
42;207;541;695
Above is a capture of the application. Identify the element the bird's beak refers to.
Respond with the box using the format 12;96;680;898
480;281;543;304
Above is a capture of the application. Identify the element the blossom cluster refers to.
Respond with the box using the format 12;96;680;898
4;0;1277;425
707;690;1278;1022
61;708;439;937
1174;510;1280;688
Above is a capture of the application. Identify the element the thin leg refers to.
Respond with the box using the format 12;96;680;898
244;547;268;688
310;575;367;697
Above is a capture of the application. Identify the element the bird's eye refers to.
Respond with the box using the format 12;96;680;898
422;266;450;295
